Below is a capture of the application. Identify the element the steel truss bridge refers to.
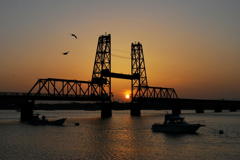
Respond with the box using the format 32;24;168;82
0;33;240;120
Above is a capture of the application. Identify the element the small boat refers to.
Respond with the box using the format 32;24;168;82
48;118;66;126
152;114;205;134
28;114;66;126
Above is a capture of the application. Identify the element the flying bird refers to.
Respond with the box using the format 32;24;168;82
70;33;77;39
62;51;70;55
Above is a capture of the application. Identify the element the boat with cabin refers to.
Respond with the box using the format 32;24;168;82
152;114;204;134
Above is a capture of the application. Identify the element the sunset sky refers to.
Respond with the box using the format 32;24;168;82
0;0;239;100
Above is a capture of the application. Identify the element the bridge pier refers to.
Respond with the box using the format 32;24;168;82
101;103;112;119
214;107;222;113
20;100;34;122
214;106;222;113
172;108;181;115
229;107;237;112
195;107;204;113
130;104;141;117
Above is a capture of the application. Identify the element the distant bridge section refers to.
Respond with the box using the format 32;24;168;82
134;86;178;101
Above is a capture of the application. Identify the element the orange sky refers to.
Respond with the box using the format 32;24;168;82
0;1;240;100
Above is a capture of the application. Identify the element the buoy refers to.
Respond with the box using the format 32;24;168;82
74;122;80;126
219;130;224;134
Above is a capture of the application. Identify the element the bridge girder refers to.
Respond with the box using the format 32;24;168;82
27;78;109;101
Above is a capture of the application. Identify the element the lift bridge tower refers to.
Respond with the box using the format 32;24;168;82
91;35;178;117
91;34;112;118
131;42;178;116
92;34;111;97
91;34;141;118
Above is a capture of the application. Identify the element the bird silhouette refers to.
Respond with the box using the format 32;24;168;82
62;51;70;55
70;33;77;39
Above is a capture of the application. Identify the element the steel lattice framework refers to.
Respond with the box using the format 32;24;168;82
131;42;148;99
2;33;240;118
26;34;177;103
27;78;109;101
26;34;113;102
91;34;111;98
133;86;178;102
131;42;178;102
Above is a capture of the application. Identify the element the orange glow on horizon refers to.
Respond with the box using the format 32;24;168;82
0;1;239;100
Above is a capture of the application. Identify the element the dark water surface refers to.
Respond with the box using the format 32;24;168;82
0;110;240;160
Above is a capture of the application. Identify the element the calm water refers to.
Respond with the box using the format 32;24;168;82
0;110;240;160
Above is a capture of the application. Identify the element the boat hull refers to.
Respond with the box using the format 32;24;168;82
28;118;66;126
152;123;204;134
48;118;66;126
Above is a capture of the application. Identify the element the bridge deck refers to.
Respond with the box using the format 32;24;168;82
134;98;240;110
0;92;109;102
1;92;239;110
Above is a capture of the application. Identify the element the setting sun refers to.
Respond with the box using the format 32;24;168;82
124;90;131;100
125;94;130;99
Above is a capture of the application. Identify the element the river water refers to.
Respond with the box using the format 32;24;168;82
0;110;240;160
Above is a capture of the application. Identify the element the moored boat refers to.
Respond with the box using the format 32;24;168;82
152;114;204;134
47;118;66;126
28;114;66;126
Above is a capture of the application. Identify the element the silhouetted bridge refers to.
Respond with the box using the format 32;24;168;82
0;34;239;121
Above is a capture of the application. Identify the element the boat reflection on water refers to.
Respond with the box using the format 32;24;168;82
152;114;205;134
